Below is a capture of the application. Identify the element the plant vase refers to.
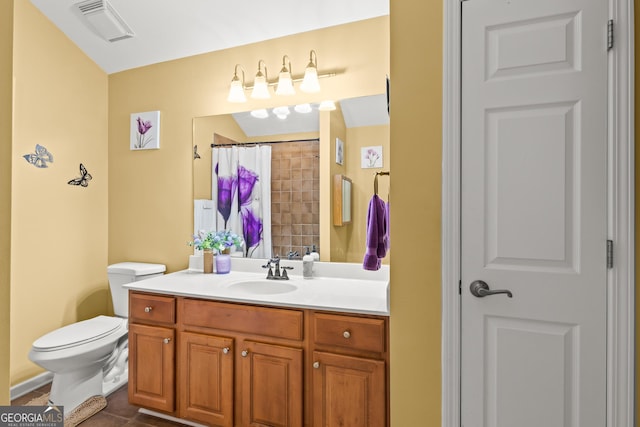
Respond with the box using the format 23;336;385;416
216;251;231;274
203;250;214;274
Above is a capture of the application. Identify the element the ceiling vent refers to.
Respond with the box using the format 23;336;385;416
75;0;134;42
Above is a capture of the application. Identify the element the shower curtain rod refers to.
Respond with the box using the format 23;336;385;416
211;138;319;148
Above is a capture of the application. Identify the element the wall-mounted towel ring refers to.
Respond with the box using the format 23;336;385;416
374;171;390;195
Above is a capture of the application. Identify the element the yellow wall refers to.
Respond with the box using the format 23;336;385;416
326;107;349;261
192;114;247;200
108;17;389;273
10;2;109;384
344;124;390;263
0;0;13;405
389;1;442;425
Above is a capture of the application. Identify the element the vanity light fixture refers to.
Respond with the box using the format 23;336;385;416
273;106;291;119
275;55;296;96
227;51;338;102
300;50;320;93
318;100;337;111
227;64;247;103
250;109;269;119
294;103;312;114
251;60;271;99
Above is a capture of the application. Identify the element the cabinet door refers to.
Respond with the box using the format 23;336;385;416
312;351;386;427
128;323;175;412
179;332;234;427
239;341;303;427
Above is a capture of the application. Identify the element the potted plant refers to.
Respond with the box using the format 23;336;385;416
189;230;244;273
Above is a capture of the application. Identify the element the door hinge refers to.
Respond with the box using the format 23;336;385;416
607;19;614;50
607;240;614;269
459;280;462;295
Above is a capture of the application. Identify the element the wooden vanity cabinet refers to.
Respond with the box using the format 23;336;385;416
128;291;389;427
310;312;389;427
128;292;176;413
239;340;303;426
179;331;234;426
178;298;304;427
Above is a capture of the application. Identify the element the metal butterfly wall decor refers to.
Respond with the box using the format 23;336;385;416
68;163;92;187
23;144;53;168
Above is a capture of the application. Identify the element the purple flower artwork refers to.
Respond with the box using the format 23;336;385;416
238;166;259;208
241;207;263;257
135;117;153;148
236;166;262;255
361;145;383;168
213;146;270;259
215;162;238;229
130;111;160;150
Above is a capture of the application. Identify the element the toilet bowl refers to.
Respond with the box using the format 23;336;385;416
28;262;165;412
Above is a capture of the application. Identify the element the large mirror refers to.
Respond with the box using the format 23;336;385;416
193;94;390;263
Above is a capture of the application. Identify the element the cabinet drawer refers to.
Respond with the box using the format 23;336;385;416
180;299;303;341
130;292;176;325
313;313;386;353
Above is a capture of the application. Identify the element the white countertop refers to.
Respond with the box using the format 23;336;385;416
124;258;390;316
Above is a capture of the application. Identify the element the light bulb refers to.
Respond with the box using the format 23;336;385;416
250;109;269;119
300;66;320;93
227;78;246;103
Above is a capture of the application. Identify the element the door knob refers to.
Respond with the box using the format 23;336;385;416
470;280;512;298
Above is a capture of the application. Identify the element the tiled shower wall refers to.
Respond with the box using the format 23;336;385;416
270;140;320;259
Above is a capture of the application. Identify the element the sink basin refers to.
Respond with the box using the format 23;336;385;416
227;280;298;295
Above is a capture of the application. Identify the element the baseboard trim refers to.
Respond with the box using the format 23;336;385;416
138;408;207;427
10;372;53;401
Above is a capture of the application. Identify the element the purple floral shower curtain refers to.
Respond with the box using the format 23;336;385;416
212;145;272;258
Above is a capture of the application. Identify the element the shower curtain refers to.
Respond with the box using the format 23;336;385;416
212;145;272;259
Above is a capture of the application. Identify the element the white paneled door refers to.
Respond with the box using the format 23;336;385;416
461;0;608;426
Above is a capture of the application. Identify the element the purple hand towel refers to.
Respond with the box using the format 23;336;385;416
363;194;387;270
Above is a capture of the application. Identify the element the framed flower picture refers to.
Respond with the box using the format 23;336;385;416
335;137;344;165
361;145;383;168
130;111;160;150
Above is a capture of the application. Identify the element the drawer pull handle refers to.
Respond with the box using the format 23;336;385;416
222;347;230;354
313;361;320;369
241;350;249;357
343;330;351;339
163;338;171;344
144;306;153;313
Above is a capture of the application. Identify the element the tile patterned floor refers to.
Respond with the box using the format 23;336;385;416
11;383;189;426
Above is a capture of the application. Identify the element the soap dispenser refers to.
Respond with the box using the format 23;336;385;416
303;246;314;279
310;244;320;261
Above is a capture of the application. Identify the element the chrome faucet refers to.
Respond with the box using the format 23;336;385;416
262;256;293;280
287;250;299;260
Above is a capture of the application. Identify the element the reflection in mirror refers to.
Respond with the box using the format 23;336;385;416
333;174;352;226
193;94;390;263
205;137;320;260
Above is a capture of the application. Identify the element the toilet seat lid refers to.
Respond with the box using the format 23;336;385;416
32;315;125;351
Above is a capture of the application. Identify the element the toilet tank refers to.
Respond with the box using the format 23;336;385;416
107;262;166;317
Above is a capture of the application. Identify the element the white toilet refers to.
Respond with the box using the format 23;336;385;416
29;262;166;412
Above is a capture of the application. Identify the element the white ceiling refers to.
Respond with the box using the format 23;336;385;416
29;0;390;134
29;0;389;74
